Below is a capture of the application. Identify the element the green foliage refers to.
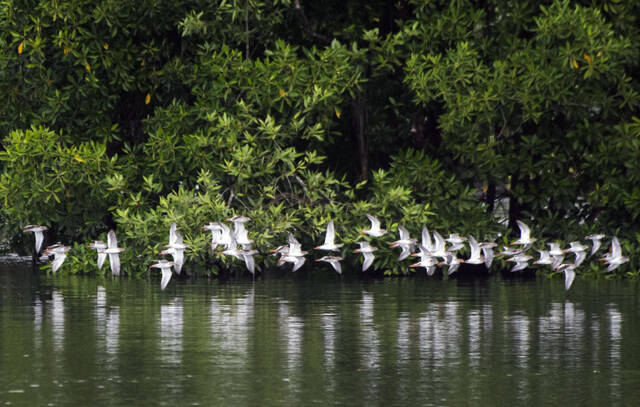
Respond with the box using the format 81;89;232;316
2;0;640;278
0;126;118;241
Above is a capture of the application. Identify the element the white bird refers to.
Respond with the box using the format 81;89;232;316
287;234;307;257
465;235;484;265
277;234;307;272
353;241;377;271
421;226;434;252
479;242;497;269
431;231;450;261
161;223;189;274
445;234;467;252
507;254;532;272
556;263;577;291
150;260;175;290
601;236;629;272
316;256;343;274
411;243;432;262
278;254;307;272
105;230;125;276
240;246;259;275
565;241;588;267
202;222;230;250
361;214;387;237
88;240;107;270
586;234;605;256
499;246;523;257
533;250;554;266
389;225;416;261
221;234;243;260
548;243;565;268
227;216;253;246
444;256;464;275
44;244;70;273
512;220;536;249
23;225;48;256
409;251;438;276
315;220;342;251
226;215;251;224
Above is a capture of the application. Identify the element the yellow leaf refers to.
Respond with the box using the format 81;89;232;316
103;43;109;50
63;48;70;55
73;154;85;163
145;93;151;105
584;54;591;64
596;51;602;57
17;41;23;54
572;59;579;69
85;63;91;72
278;89;286;97
335;107;341;118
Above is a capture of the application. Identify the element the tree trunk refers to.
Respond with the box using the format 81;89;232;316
352;93;367;181
508;171;521;232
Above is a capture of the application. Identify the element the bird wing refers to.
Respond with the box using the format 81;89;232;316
433;231;445;251
398;225;409;241
169;223;177;246
243;254;255;275
468;235;480;259
366;214;380;230
516;220;531;240
292;257;306;272
611;237;622;258
51;253;66;273
109;253;120;276
34;230;44;254
173;249;184;268
356;241;369;251
330;260;342;274
288;233;299;246
564;268;576;291
398;245;411;261
484;252;494;269
448;262;460;275
174;230;184;245
421;227;433;251
160;269;172;290
97;252;106;270
590;240;601;256
426;265;436;276
362;252;374;271
324;220;335;246
574;251;586;266
107;230;117;249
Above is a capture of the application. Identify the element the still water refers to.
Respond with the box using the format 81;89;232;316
1;263;640;406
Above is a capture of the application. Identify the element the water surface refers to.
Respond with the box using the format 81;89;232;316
1;263;640;406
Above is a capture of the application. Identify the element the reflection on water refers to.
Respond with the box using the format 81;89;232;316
160;298;184;366
50;291;65;353
95;286;119;358
1;268;640;406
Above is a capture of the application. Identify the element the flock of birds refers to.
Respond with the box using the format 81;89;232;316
22;216;630;291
